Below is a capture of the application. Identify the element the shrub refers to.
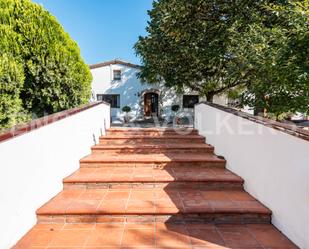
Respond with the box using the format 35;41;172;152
0;54;29;130
0;0;92;129
0;10;29;130
171;105;180;113
122;106;131;113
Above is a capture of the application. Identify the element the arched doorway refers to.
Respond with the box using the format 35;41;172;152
144;92;159;117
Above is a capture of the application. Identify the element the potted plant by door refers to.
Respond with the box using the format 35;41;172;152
170;105;180;124
122;106;131;123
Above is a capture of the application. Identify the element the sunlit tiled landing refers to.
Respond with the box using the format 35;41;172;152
14;222;298;249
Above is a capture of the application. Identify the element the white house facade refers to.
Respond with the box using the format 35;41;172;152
90;60;205;122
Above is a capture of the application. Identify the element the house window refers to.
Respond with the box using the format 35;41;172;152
97;94;120;108
183;95;199;108
113;70;122;81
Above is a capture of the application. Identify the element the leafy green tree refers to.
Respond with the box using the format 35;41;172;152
135;0;309;116
135;0;271;101
0;0;92;130
240;1;309;116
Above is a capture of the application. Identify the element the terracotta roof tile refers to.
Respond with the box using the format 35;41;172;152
89;59;141;69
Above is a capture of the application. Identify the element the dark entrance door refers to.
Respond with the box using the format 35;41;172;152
144;92;159;117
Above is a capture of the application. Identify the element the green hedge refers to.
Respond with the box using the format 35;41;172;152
0;54;28;129
0;0;92;130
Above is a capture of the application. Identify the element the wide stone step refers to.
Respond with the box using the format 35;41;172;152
99;135;205;145
107;127;199;136
79;153;226;168
63;167;244;190
91;143;214;154
36;189;271;224
14;223;298;249
106;131;199;137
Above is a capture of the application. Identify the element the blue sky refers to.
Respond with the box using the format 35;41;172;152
32;0;153;65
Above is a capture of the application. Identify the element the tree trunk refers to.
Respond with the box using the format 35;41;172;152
206;93;214;103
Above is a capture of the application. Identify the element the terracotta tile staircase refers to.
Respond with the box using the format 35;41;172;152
14;128;298;248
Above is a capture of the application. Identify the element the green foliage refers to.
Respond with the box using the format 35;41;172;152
240;0;309;116
135;0;269;100
171;104;180;112
135;0;309;116
122;106;131;113
0;3;28;130
0;0;92;130
0;54;29;130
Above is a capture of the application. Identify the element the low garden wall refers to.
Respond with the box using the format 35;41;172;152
0;102;110;248
195;102;309;249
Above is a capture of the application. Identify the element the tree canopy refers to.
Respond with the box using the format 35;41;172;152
0;0;92;130
135;0;309;116
240;1;309;116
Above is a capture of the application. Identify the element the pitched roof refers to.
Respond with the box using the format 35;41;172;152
89;59;141;70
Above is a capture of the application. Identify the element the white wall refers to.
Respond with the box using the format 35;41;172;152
195;103;309;249
0;103;110;249
91;64;157;119
90;63;203;121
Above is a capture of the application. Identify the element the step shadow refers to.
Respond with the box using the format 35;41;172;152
150;128;230;248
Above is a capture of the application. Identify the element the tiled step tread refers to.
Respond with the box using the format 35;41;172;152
36;189;271;215
14;223;297;249
80;153;225;163
100;135;204;139
92;143;214;150
106;131;198;137
64;167;243;183
107;133;199;137
108;128;198;132
14;223;298;249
